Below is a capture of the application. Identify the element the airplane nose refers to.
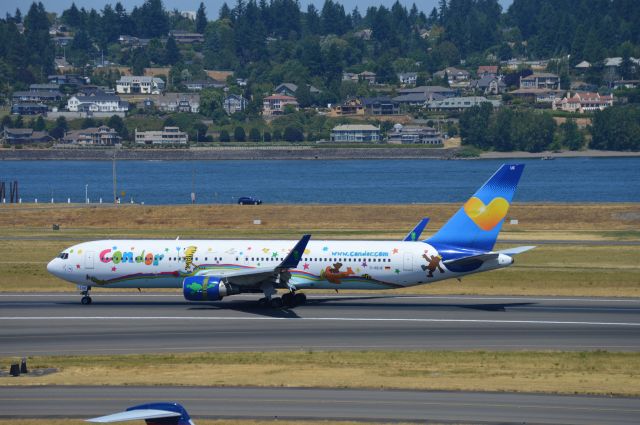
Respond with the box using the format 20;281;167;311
47;258;59;276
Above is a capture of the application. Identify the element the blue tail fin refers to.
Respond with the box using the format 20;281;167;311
427;164;525;251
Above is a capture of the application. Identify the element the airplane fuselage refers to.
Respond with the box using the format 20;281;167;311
47;239;512;291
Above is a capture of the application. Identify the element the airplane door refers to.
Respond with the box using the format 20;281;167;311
403;252;413;271
85;251;95;270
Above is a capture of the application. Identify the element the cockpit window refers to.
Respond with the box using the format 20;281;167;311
58;253;69;259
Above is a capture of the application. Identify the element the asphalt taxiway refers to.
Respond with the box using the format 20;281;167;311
1;385;639;424
1;293;640;355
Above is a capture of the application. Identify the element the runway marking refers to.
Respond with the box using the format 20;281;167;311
1;316;640;327
1;293;640;303
1;396;639;414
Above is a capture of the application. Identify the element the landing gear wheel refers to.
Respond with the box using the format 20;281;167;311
81;296;92;305
269;297;283;308
281;292;295;307
257;297;268;307
294;293;307;305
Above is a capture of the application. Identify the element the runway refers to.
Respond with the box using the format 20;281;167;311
1;385;639;424
2;293;640;355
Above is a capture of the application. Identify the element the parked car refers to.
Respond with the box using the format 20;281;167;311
238;196;262;205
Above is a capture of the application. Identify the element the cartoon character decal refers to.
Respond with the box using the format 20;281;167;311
184;246;198;271
422;253;444;278
321;262;354;284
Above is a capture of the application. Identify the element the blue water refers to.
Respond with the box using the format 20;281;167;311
1;157;639;204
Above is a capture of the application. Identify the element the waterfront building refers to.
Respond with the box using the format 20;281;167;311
135;127;188;145
330;124;380;143
262;94;298;116
67;93;129;113
62;126;122;146
387;124;443;145
2;128;52;144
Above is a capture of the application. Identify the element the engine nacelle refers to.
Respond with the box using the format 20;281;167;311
183;276;231;301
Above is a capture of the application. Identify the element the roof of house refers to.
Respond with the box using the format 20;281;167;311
398;85;455;95
575;60;592;69
117;76;164;84
332;124;380;131
477;65;498;74
275;83;321;93
73;94;122;102
13;90;62;97
264;94;297;101
473;76;506;88
521;72;559;79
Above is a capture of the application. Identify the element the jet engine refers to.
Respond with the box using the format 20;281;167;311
182;276;236;301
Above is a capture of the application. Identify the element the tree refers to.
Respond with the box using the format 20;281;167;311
164;36;181;65
249;127;261;142
263;131;271;142
195;2;207;33
219;129;230;142
234;126;246;142
107;115;128;139
272;129;282;141
459;103;493;149
50;116;68;140
283;126;304;142
558;119;584;151
81;117;97;129
131;0;169;38
131;49;150;75
32;115;46;131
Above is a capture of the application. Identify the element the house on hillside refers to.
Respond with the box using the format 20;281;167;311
387;124;443;145
67;93;129;112
12;90;63;104
262;94;298;116
331;98;365;116
169;30;204;44
434;67;470;86
397;72;418;86
393;86;456;105
358;71;377;85
509;88;563;104
477;66;499;77
274;83;321;97
330;124;380;143
154;93;200;113
2;128;52;144
519;73;560;90
553;92;614;113
11;103;49;115
426;96;501;111
63;126;121;146
185;78;226;91
362;97;400;115
469;76;506;95
223;94;248;115
116;76;165;94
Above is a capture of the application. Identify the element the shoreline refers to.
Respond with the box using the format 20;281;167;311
0;147;638;160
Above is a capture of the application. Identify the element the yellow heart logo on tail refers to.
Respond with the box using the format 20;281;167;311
464;197;509;231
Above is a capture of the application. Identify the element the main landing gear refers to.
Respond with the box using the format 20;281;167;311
79;286;92;305
257;291;307;309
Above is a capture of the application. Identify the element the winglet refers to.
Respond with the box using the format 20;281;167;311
403;218;429;241
497;245;535;256
277;234;311;269
86;402;193;424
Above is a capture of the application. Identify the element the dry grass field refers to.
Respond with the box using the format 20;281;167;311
1;203;639;296
2;351;638;396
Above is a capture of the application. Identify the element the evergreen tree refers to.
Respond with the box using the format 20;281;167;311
24;2;55;77
283;126;304;142
234;126;246;142
558;119;584;150
263;131;271;142
131;0;169;38
249;127;261;142
219;129;230;142
195;2;207;33
164;36;181;65
107;115;128;140
32;115;46;131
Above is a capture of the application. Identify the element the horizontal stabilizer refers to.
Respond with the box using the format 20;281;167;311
403;218;429;241
87;402;193;425
86;408;181;423
498;245;535;256
443;253;499;268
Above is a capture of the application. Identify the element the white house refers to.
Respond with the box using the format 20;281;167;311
67;94;129;112
330;124;380;143
223;94;248;115
116;76;165;94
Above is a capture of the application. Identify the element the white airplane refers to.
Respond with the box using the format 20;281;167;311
47;164;534;307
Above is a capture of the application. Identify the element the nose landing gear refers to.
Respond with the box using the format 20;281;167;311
78;285;92;305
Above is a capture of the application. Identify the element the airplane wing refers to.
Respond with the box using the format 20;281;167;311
86;402;194;425
403;218;429;241
196;234;311;288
